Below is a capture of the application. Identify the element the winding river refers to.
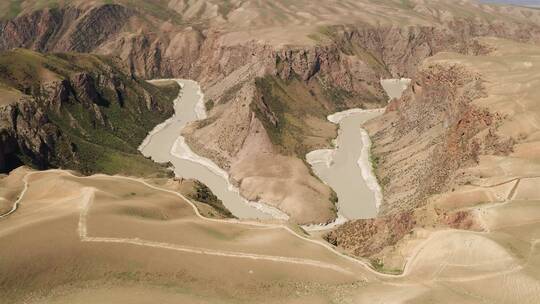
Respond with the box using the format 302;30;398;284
305;79;411;225
139;80;285;220
140;78;409;223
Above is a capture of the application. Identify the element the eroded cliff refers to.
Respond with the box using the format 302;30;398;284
0;49;178;175
327;38;540;269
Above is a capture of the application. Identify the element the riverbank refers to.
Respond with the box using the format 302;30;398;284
306;109;384;221
140;79;288;220
304;79;411;229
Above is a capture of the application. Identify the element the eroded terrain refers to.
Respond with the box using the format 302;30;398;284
2;158;540;303
1;1;540;303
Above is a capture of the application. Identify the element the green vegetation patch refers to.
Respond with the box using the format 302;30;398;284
121;0;183;24
204;99;214;111
0;49;180;177
189;181;234;218
370;258;403;275
252;75;341;157
4;0;22;20
119;206;169;220
217;0;234;20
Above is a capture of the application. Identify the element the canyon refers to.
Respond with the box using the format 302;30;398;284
327;37;540;270
1;0;540;303
0;49;178;176
3;0;540;225
139;79;285;219
305;78;410;223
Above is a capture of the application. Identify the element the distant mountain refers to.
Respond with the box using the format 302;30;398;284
481;0;540;6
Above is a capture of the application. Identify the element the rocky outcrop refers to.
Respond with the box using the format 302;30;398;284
1;3;539;103
0;50;176;175
333;20;539;78
328;52;519;257
325;211;415;257
0;96;69;172
369;63;509;216
0;4;133;53
4;2;539;83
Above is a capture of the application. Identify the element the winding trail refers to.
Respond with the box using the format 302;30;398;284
0;170;399;278
77;187;352;276
3;169;536;284
0;171;35;219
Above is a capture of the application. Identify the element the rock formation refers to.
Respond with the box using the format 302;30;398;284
328;37;540;264
0;49;177;175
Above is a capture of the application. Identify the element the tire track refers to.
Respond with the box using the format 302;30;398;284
77;187;353;275
0;171;35;219
3;169;533;282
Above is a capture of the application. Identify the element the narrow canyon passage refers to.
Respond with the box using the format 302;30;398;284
139;80;283;220
306;79;411;222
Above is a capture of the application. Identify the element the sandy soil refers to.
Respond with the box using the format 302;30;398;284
0;167;28;215
380;78;412;101
1;164;540;303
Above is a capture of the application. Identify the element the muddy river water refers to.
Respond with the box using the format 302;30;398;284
140;78;409;223
139;80;284;220
305;79;411;223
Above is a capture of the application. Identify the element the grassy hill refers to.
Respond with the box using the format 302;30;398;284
0;0;183;22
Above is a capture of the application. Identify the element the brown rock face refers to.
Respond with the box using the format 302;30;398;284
0;5;133;53
325;211;416;257
367;63;513;217
0;96;67;172
344;21;536;77
329;52;522;257
442;210;481;231
0;50;175;174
